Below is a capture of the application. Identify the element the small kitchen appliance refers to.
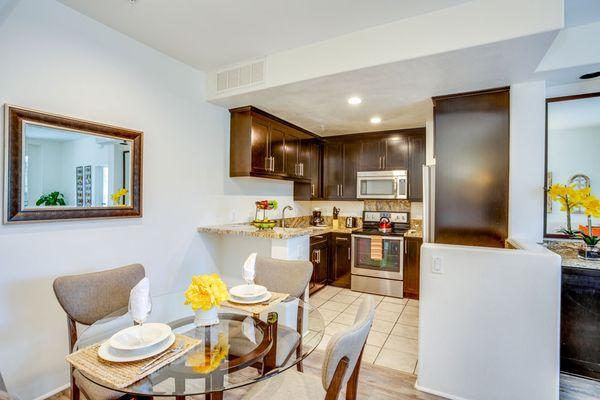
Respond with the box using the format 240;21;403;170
351;210;410;297
345;216;357;228
310;209;325;226
356;170;408;199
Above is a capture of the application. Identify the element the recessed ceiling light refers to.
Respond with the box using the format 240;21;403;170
348;97;362;105
580;71;600;80
370;116;382;124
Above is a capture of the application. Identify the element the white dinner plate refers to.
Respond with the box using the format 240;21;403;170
229;284;268;300
109;323;172;350
98;333;176;363
227;291;272;305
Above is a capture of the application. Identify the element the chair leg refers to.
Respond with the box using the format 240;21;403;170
345;346;365;400
70;368;80;400
296;342;303;372
296;293;305;372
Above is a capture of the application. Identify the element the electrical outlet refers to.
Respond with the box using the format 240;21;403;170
432;256;444;274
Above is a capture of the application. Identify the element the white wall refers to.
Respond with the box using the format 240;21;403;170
417;241;561;400
508;81;546;242
0;1;299;398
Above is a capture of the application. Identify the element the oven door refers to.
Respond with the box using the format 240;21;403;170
351;235;403;280
356;176;398;199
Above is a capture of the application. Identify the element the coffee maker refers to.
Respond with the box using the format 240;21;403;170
310;208;325;226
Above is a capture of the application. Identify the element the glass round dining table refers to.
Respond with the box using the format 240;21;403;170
74;291;325;399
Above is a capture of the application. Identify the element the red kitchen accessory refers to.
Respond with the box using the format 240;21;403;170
378;217;392;233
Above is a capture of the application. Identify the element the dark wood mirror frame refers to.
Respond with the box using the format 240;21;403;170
3;105;143;223
544;91;600;239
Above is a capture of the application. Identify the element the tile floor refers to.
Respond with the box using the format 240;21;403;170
310;285;419;374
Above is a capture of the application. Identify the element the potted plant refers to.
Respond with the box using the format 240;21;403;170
576;194;600;261
184;274;230;326
547;184;587;236
36;191;66;206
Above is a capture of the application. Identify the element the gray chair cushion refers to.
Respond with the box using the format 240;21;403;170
53;264;145;325
229;325;300;367
254;257;313;299
73;370;122;400
322;295;375;390
241;368;325;400
0;392;16;400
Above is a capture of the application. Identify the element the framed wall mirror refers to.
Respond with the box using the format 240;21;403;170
545;92;600;238
4;105;143;223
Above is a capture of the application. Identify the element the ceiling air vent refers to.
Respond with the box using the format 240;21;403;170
216;60;265;93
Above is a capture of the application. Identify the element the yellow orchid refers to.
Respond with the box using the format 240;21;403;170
186;332;229;374
582;195;600;218
184;274;229;311
111;188;128;205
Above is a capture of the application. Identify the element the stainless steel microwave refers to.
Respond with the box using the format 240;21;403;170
356;170;408;199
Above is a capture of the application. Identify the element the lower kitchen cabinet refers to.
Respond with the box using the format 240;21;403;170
331;233;352;288
309;234;329;295
403;237;422;299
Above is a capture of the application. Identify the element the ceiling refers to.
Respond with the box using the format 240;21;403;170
565;0;600;27
57;0;470;70
548;96;600;131
211;32;558;135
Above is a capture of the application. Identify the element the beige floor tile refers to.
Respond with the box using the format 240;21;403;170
319;300;349;312
333;312;355;326
362;344;382;364
318;286;343;299
330;293;359;304
397;313;418;327
340;288;362;298
344;304;360;315
390;323;418;339
366;331;388;347
317;334;332;351
325;322;350;336
375;309;401;323
374;348;418;374
383;335;418;356
381;296;408;305
407;299;419;307
377;301;406;313
402;306;419;317
318;308;341;324
309;296;327;307
361;293;384;303
371;319;395;334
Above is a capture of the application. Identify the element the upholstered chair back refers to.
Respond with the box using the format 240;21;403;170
254;256;313;299
53;264;145;326
321;295;375;390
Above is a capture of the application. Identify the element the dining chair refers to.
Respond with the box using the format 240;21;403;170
229;256;313;372
241;295;375;400
53;264;145;400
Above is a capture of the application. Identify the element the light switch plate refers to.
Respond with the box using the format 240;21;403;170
432;256;444;274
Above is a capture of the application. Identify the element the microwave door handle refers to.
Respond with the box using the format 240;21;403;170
393;179;398;198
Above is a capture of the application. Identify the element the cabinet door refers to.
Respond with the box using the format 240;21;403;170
308;142;321;198
316;243;329;285
285;132;300;177
250;117;270;173
323;143;343;198
331;234;351;288
297;139;311;179
408;134;425;201
270;122;286;175
403;237;421;299
341;142;360;199
359;139;382;171
383;136;408;170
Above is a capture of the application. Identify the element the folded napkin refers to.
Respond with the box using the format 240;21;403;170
370;236;383;260
129;277;151;323
242;253;257;284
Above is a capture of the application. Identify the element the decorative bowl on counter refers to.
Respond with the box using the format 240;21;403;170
252;220;277;230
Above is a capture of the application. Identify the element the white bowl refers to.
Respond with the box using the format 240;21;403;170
99;333;176;363
227;291;272;305
109;323;172;351
229;284;268;300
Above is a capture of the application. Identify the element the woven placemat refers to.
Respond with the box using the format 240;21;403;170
66;333;200;389
222;291;289;315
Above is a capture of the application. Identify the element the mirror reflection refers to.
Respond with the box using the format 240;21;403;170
546;95;600;236
22;123;132;209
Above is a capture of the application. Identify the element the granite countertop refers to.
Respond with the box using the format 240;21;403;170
545;241;600;270
197;224;315;239
404;229;423;238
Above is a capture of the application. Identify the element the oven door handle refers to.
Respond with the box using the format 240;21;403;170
351;234;404;241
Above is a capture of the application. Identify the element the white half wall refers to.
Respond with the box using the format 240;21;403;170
509;81;546;242
417;241;561;400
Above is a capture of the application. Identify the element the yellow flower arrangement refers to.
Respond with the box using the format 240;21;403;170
548;183;600;246
111;188;128;205
184;274;229;311
186;332;229;374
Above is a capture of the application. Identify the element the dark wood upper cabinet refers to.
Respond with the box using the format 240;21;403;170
230;106;314;182
432;87;509;248
407;134;425;201
359;140;382;171
383;136;408;170
323;143;343;198
308;141;322;198
342;142;359;199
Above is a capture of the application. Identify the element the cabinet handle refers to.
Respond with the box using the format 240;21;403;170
300;163;304;176
313;235;324;239
312;250;317;262
404;242;407;254
336;237;349;242
340;184;343;197
383;156;386;169
347;247;351;260
336;184;340;197
270;157;275;172
311;184;315;197
379;156;382;169
295;163;298;175
317;249;321;263
265;157;269;171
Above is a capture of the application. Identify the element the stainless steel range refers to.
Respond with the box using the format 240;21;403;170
351;211;410;298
